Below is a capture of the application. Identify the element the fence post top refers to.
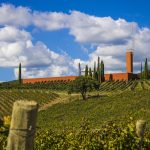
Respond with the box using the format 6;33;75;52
14;100;38;109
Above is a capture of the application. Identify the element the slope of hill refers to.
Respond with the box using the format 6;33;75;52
0;89;59;119
37;89;150;130
1;80;150;129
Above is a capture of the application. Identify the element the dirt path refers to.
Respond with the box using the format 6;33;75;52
38;93;80;112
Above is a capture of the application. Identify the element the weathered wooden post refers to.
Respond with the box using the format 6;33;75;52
136;120;146;149
7;100;38;150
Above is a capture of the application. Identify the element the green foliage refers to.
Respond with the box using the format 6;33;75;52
140;62;143;79
78;63;81;76
140;58;149;79
93;61;97;80
144;58;149;79
85;65;88;76
101;60;104;82
0;89;59;119
0;133;7;150
18;63;22;84
89;67;92;77
69;76;100;100
97;56;101;83
1;80;150;149
37;88;150;130
35;118;150;149
1;118;150;149
0;80;72;90
0;120;9;149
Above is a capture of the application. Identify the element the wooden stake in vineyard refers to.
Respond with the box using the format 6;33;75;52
7;100;38;150
136;120;146;149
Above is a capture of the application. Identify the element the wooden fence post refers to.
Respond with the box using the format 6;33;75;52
136;120;146;149
7;100;38;150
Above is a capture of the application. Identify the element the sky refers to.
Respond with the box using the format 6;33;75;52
0;0;150;81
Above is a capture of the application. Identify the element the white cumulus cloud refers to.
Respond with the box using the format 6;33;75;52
0;4;32;27
0;26;79;79
0;4;150;78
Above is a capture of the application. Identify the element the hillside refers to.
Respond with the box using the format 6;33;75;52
37;89;150;130
1;80;150;149
1;80;150;130
0;89;59;119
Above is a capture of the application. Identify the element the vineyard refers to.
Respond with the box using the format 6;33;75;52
1;79;150;92
0;80;150;119
1;79;150;149
0;80;71;90
99;80;150;92
0;89;59;119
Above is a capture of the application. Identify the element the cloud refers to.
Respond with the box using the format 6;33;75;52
32;11;69;30
0;4;32;27
87;27;150;73
0;4;150;77
0;4;69;30
14;65;75;79
0;4;143;45
0;4;138;44
68;11;138;45
0;26;79;78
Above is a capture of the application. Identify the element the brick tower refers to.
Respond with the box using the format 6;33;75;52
126;49;133;73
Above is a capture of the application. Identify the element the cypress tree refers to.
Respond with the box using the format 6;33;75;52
140;62;143;79
144;58;149;79
97;56;101;83
89;68;92;77
101;60;105;82
18;63;22;84
78;63;81;76
93;61;97;79
85;65;88;76
95;71;98;81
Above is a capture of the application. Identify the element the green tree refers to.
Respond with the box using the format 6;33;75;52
18;63;22;84
97;56;100;83
69;76;100;100
144;58;149;79
85;65;88;76
95;71;98;81
140;62;143;79
93;61;97;80
78;63;81;76
101;60;105;82
89;68;92;77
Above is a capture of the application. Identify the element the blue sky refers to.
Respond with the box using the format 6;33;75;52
0;0;150;81
5;0;150;26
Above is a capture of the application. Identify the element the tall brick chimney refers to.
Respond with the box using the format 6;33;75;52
126;49;133;73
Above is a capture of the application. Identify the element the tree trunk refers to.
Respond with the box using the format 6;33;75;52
81;92;87;100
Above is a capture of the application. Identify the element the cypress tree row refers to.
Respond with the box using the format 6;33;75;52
144;58;149;79
83;57;105;82
85;65;88;76
18;63;22;84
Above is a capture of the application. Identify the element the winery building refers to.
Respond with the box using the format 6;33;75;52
23;49;137;84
